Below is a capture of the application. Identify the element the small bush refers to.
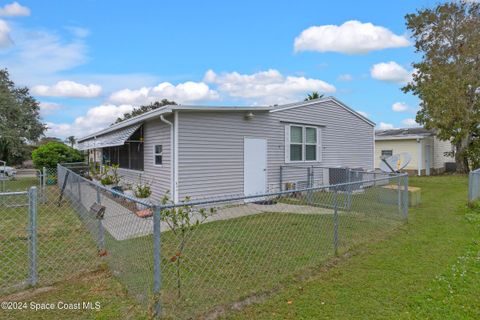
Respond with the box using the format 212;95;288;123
31;142;84;169
135;183;152;198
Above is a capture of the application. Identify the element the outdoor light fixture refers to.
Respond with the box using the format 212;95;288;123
245;112;254;120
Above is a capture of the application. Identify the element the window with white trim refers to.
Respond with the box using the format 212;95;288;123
305;127;317;161
154;145;163;165
285;125;322;162
290;126;303;161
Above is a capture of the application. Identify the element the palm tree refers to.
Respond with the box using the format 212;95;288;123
304;91;324;101
65;136;76;148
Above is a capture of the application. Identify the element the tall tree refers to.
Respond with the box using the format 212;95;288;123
114;99;177;124
403;1;480;172
65;135;76;148
0;69;45;164
304;92;324;101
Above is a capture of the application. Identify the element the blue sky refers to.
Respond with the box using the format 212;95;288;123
0;0;437;138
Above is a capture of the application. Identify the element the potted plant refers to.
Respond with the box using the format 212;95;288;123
100;164;122;188
122;182;135;198
134;183;152;210
100;174;115;188
109;164;122;186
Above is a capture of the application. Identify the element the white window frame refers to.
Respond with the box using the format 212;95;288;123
290;125;304;162
304;126;318;162
153;144;163;166
285;124;322;163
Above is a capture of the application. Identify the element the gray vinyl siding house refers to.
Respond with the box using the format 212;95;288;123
78;97;375;203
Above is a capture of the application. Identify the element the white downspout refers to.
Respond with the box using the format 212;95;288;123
174;111;179;203
417;138;422;176
372;128;376;170
160;115;175;203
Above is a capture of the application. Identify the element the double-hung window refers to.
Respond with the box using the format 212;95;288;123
154;145;163;165
289;126;303;161
285;125;322;162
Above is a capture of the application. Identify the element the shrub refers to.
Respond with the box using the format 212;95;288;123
31;142;84;169
134;183;152;198
101;175;115;186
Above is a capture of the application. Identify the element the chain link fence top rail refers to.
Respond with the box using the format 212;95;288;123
1;163;408;319
468;168;480;203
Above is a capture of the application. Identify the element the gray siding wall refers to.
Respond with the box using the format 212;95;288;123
177;100;374;200
117;116;172;200
433;136;454;169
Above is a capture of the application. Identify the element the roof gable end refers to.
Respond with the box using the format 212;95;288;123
270;96;375;127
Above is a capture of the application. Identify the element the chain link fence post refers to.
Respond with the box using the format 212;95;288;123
307;167;313;205
333;185;339;256
41;167;47;204
397;175;402;215
95;185;105;253
153;205;162;318
77;175;82;203
279;166;283;192
28;186;38;286
346;168;352;209
403;174;409;220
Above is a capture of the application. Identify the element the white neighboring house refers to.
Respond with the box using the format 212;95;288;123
375;128;455;176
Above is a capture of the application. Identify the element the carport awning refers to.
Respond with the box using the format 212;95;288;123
77;124;141;151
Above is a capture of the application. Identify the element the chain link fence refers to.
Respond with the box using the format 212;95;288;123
1;163;408;319
468;168;480;203
0;167;100;296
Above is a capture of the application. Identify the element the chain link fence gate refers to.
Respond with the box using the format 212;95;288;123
0;189;35;293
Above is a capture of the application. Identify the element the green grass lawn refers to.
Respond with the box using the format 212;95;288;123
225;175;480;320
1;176;39;192
1;175;477;319
103;208;401;319
0;184;100;294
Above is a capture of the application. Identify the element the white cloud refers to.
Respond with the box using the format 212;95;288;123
65;26;89;38
39;102;62;115
402;118;418;127
392;102;409;112
0;20;12;48
0;29;88;85
32;80;101;98
378;122;395;130
0;2;30;17
109;81;218;105
45;104;134;138
371;61;412;84
294;20;409;54
204;69;336;104
338;74;353;81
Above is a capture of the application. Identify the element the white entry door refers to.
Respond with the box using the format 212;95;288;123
244;138;267;198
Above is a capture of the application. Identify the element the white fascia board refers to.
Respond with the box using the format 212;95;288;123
375;135;426;141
